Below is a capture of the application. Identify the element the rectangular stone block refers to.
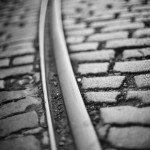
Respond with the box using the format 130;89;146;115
70;50;115;62
82;76;125;89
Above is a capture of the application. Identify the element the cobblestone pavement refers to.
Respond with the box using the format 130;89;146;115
62;0;150;149
0;0;50;150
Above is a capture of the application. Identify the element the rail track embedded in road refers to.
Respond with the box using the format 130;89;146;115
39;0;57;150
49;0;102;150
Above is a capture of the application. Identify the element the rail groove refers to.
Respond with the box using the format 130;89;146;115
50;0;102;150
39;0;57;150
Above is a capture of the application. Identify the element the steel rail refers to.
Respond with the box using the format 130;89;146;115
39;0;57;150
50;0;102;150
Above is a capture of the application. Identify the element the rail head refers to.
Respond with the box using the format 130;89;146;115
39;0;57;150
50;0;102;150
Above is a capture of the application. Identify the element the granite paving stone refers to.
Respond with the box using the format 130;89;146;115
87;31;128;42
106;38;150;48
82;76;125;89
78;63;109;74
0;65;33;79
100;106;150;124
69;42;98;52
114;60;150;73
102;22;144;32
84;91;120;103
13;55;34;65
134;74;150;88
0;59;10;67
70;50;115;62
105;127;150;149
0;111;39;137
127;90;150;103
0;97;41;119
0;135;41;150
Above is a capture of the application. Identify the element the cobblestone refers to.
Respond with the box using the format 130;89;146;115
0;59;9;67
87;31;128;42
0;47;35;58
84;91;119;103
133;28;150;38
102;22;144;32
0;65;33;79
66;28;94;36
0;90;34;103
122;49;142;59
82;76;125;89
67;36;85;44
106;38;150;48
90;19;130;28
114;60;150;73
105;127;150;149
123;48;150;59
63;19;76;26
84;14;114;22
64;23;86;30
134;74;150;88
0;97;41;119
70;50;115;62
101;106;150;124
132;5;150;11
0;111;38;137
78;63;109;74
0;80;4;89
120;11;150;18
127;90;150;104
0;135;41;150
69;42;98;52
13;55;34;65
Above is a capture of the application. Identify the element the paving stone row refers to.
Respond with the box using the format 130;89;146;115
0;0;49;150
62;0;150;149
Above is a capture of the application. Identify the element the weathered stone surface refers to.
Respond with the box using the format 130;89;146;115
0;111;38;137
0;59;9;67
78;63;109;74
100;106;150;124
123;11;150;17
134;74;150;88
90;19;130;28
0;80;4;89
84;91;119;103
63;19;75;26
87;31;128;42
106;127;150;149
0;65;33;79
67;36;85;44
127;90;150;103
102;22;144;32
122;48;150;59
64;23;86;30
84;14;113;22
0;135;41;150
0;90;34;103
70;50;115;62
114;60;150;73
69;42;98;52
13;55;34;65
0;48;35;58
133;28;150;38
0;97;41;119
66;28;94;36
82;76;125;89
106;38;150;48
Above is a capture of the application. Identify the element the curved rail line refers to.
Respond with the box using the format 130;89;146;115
39;0;57;150
50;0;102;150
